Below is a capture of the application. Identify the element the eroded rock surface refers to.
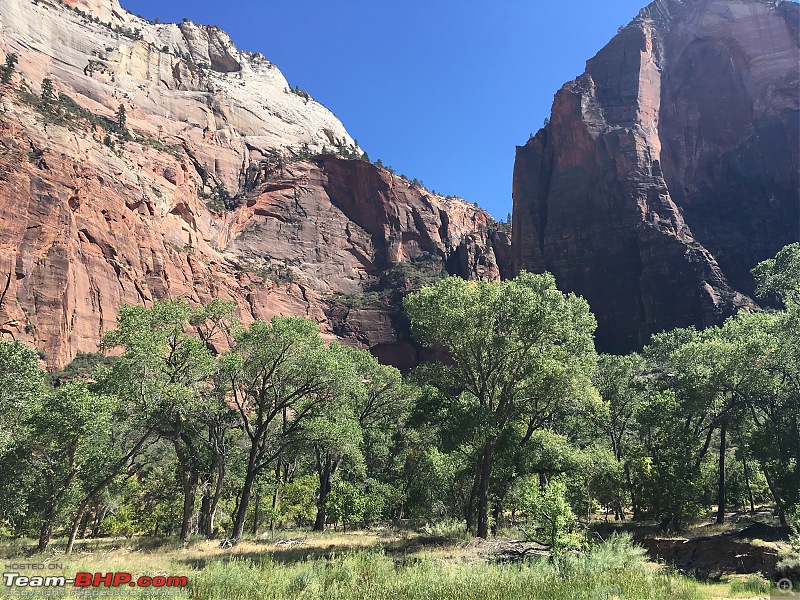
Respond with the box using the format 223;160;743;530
513;0;799;352
0;0;503;368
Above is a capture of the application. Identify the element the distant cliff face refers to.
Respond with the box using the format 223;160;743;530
513;0;799;352
0;0;505;368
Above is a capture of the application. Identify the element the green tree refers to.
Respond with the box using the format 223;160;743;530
307;343;409;530
100;300;218;544
746;244;800;524
116;103;126;130
404;272;597;538
635;389;707;529
0;340;45;459
594;353;647;519
518;478;581;552
28;383;114;552
752;242;800;307
1;53;18;85
0;341;46;535
40;78;55;102
221;316;360;542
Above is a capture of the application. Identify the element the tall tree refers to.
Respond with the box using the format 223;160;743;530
404;272;597;538
221;317;359;542
309;343;410;530
0;340;44;460
594;353;647;519
0;341;46;535
100;300;217;544
28;383;113;552
747;243;800;524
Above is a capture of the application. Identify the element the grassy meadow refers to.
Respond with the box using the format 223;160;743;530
0;527;782;600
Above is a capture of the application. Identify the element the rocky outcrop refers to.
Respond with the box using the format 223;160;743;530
513;0;799;353
0;0;503;368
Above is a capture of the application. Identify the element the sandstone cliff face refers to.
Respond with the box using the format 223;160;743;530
0;0;502;368
513;0;799;353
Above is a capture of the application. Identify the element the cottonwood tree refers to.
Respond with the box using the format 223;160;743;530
404;272;598;538
746;243;800;524
0;340;44;459
221;317;360;542
64;376;159;554
594;353;647;519
28;383;113;552
99;300;218;544
309;343;410;530
0;341;47;534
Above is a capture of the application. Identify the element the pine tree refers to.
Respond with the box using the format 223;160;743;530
1;53;18;85
116;104;127;130
40;78;55;102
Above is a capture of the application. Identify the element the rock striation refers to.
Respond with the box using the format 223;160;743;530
513;0;799;353
0;0;504;368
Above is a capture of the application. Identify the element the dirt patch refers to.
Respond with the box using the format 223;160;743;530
642;537;780;579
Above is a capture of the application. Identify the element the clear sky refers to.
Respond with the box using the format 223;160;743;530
121;0;647;219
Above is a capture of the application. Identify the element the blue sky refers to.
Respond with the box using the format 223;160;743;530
122;0;647;219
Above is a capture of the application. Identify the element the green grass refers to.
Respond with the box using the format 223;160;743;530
0;532;758;600
189;537;704;600
728;575;771;595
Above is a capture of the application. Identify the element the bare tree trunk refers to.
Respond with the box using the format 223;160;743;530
66;500;90;555
477;436;496;539
271;463;281;533
179;469;198;543
313;452;341;532
716;420;727;524
231;449;259;541
252;486;260;535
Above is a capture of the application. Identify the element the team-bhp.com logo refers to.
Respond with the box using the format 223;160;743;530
4;571;188;590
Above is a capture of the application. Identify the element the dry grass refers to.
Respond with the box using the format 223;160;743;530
0;528;786;600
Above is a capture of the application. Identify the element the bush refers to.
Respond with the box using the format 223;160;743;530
519;478;584;553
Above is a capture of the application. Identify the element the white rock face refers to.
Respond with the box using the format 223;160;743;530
0;0;359;191
0;0;502;370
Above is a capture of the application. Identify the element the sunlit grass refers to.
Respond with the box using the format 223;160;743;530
0;531;777;600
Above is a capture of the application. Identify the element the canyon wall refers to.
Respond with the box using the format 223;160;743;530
513;0;799;352
0;0;506;368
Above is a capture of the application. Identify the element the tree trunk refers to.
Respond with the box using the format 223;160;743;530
199;491;211;538
742;456;755;513
271;464;281;532
614;499;625;521
761;462;787;526
231;462;258;542
66;499;90;555
477;436;496;539
252;486;261;535
465;459;482;533
64;426;156;555
37;501;55;553
716;420;727;524
179;469;198;543
85;508;97;538
206;454;226;537
314;454;339;532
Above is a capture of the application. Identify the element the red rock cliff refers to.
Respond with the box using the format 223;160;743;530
513;0;799;352
0;0;503;368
